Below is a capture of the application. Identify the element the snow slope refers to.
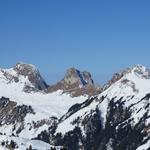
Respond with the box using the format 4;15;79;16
0;135;61;150
0;80;86;138
98;65;150;127
55;65;150;137
0;64;87;146
0;64;87;118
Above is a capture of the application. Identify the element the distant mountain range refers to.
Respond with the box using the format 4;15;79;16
0;62;149;150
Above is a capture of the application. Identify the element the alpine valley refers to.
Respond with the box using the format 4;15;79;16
0;62;149;150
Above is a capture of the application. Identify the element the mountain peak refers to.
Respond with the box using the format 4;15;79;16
63;67;94;86
103;64;150;90
118;64;150;79
130;64;150;78
14;62;48;90
0;62;48;91
48;67;101;97
14;62;38;74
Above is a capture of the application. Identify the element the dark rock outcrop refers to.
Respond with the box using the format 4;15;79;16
0;96;34;130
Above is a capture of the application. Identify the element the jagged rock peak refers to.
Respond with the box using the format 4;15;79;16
48;67;101;97
13;62;48;90
62;67;94;86
129;64;150;78
115;64;150;79
14;62;38;74
103;64;150;90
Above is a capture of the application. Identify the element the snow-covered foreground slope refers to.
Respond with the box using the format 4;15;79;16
98;65;150;127
0;85;86;118
0;75;86;138
53;65;150;150
0;135;61;150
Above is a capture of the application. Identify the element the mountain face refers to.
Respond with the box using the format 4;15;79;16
45;65;150;150
0;63;150;150
65;65;150;149
0;63;97;149
0;62;48;93
14;62;48;90
48;67;101;97
103;64;150;90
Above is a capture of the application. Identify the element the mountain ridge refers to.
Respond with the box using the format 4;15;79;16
0;62;149;150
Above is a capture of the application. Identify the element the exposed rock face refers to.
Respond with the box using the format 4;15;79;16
0;63;101;96
14;62;48;90
0;62;48;93
0;96;58;140
48;68;101;97
0;96;34;133
62;68;94;86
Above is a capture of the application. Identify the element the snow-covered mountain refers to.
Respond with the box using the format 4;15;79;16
0;63;88;149
0;62;48;92
49;65;150;150
0;63;150;150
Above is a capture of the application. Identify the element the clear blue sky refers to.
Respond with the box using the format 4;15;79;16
0;0;150;85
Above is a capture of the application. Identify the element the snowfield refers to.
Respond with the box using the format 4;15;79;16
0;135;61;150
0;81;87;138
0;76;86;119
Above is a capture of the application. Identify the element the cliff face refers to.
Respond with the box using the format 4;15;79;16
14;62;48;90
48;67;101;97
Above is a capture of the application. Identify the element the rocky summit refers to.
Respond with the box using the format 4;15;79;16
0;63;149;150
14;62;48;90
48;67;101;97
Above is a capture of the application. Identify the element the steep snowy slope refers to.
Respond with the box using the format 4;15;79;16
51;65;150;150
0;63;87;148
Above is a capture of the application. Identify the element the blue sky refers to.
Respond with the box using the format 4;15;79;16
0;0;150;85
